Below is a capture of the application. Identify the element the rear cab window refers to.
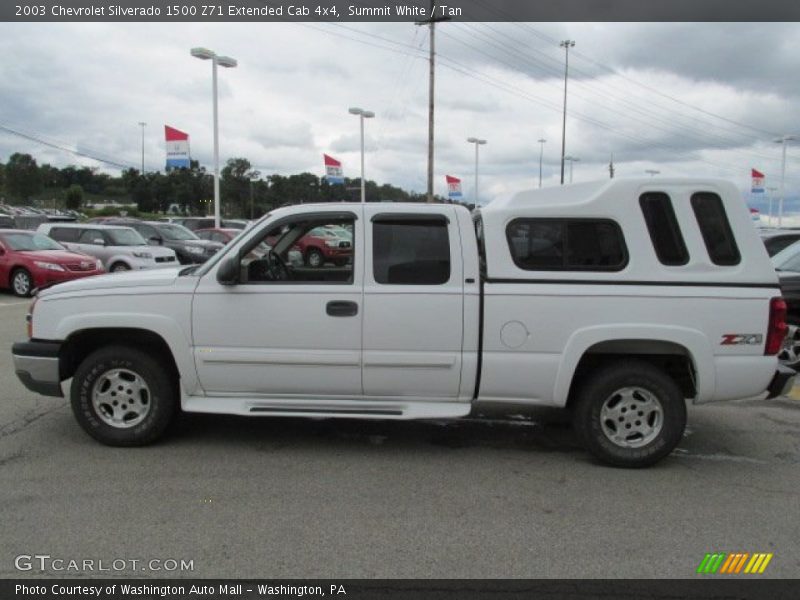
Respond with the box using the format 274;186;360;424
691;192;740;266
639;192;689;266
372;215;451;285
506;218;627;271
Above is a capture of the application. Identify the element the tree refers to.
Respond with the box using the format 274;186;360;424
5;153;42;203
65;184;83;210
221;158;259;218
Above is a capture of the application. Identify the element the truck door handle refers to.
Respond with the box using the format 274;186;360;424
326;301;358;317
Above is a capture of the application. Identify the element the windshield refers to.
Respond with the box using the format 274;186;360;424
157;224;198;241
2;232;65;251
107;228;148;246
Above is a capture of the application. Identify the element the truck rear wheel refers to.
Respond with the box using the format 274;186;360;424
572;360;686;468
70;345;176;446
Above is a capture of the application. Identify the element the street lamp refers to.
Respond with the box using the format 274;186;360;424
467;137;487;205
191;46;237;228
537;138;546;188
774;134;796;228
645;169;660;177
559;39;575;186
564;155;580;183
348;107;375;203
767;186;778;228
137;122;146;174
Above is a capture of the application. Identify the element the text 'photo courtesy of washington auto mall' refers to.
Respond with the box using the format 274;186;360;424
1;0;800;597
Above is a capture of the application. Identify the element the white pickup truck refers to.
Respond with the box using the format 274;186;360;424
12;178;794;467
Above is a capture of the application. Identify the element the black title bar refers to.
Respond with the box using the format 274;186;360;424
2;0;800;22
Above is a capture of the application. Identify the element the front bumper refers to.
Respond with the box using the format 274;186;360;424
11;340;63;397
766;364;796;399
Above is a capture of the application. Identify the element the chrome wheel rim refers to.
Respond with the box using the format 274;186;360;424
600;386;664;448
308;252;322;267
12;272;30;295
91;368;151;428
779;324;800;366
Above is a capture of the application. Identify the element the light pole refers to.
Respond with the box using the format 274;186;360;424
767;186;778;227
774;134;796;228
559;39;575;186
191;47;237;228
537;138;546;188
348;107;375;203
645;169;660;177
564;155;579;183
467;137;487;205
137;122;146;174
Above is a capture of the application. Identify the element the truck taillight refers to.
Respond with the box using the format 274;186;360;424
26;297;37;339
765;297;788;355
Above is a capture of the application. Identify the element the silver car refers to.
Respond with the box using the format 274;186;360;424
37;224;178;272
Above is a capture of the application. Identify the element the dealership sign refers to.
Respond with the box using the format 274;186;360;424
324;154;344;184
165;125;191;170
446;175;462;200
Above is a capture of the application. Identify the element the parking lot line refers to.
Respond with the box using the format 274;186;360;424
0;301;29;308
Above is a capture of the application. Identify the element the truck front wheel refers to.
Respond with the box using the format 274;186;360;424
572;360;686;468
70;346;177;446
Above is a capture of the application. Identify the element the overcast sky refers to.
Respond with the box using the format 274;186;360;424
1;21;799;205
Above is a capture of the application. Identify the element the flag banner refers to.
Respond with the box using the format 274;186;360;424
446;175;462;199
751;168;764;193
324;154;344;184
750;207;761;222
165;125;191;169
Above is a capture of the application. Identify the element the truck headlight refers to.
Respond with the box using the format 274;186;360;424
132;251;152;259
34;261;65;272
324;240;340;248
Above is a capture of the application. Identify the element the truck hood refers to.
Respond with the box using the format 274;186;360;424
38;267;183;298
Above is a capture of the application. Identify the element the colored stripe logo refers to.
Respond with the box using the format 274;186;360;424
697;552;773;574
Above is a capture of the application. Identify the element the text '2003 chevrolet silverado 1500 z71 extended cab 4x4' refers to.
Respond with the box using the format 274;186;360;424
12;178;795;467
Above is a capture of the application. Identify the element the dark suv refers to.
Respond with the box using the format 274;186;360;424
104;219;223;264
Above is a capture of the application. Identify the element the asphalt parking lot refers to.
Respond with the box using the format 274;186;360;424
0;295;799;579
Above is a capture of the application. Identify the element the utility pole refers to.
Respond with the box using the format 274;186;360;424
559;39;575;186
774;134;796;228
138;122;146;174
537;138;546;188
416;2;450;203
609;153;615;179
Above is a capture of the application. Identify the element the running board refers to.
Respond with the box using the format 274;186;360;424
182;395;471;420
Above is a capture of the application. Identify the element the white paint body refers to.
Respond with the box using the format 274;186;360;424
30;178;782;419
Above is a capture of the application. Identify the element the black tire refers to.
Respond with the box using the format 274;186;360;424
110;262;131;272
305;248;324;268
572;360;687;468
70;345;177;446
10;268;33;297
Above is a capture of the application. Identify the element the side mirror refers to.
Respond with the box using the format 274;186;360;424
216;255;240;286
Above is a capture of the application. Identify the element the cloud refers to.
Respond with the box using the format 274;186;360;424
0;21;798;204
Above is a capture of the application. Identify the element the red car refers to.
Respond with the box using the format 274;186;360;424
194;228;241;244
0;229;105;297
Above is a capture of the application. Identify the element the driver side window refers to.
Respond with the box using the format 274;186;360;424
239;216;355;285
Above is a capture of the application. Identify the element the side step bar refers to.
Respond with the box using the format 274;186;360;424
182;395;472;420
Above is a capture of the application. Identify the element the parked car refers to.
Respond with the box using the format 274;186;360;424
102;219;223;265
196;227;303;267
771;239;800;271
173;217;247;231
760;229;800;257
272;225;352;267
0;229;104;296
13;178;793;468
36;223;178;272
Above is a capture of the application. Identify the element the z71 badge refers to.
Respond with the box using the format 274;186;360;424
720;334;763;345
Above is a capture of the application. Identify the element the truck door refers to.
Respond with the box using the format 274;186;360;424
362;210;464;398
191;210;364;397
